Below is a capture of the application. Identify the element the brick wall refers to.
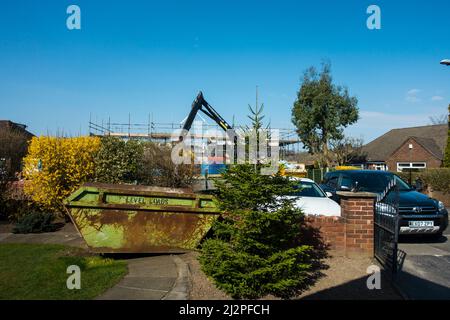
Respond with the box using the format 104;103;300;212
387;137;442;172
305;215;345;252
340;194;375;257
307;192;377;257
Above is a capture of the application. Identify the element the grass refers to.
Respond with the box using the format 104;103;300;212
0;243;127;300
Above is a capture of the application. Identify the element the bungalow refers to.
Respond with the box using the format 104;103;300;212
360;124;448;172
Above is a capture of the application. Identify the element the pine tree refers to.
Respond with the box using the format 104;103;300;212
198;164;326;299
247;102;265;131
244;88;271;168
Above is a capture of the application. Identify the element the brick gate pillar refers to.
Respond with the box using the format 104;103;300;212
337;191;378;258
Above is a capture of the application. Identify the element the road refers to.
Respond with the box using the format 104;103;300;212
396;223;450;300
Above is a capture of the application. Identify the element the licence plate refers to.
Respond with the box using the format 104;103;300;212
409;221;434;228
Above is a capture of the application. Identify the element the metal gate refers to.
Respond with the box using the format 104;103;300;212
374;179;400;275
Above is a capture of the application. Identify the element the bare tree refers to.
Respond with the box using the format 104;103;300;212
330;136;365;166
0;126;30;179
429;114;447;125
138;142;196;188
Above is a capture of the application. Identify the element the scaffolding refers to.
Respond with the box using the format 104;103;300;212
88;116;303;160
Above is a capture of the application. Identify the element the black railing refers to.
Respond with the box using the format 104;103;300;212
374;180;400;275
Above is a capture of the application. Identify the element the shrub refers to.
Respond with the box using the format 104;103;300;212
3;199;39;222
420;168;450;194
395;168;450;194
395;170;422;185
13;212;60;234
93;137;144;184
0;163;8;220
22;136;101;213
137;142;195;188
2;181;43;222
0;179;40;223
198;164;326;299
94;138;194;187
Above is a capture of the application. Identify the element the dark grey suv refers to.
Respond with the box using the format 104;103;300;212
320;170;448;237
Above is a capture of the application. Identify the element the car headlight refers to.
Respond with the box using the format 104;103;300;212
438;201;445;212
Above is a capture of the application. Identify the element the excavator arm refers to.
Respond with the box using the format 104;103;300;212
179;92;236;165
182;92;233;132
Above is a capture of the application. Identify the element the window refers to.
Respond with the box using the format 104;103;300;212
290;181;326;198
365;162;388;171
393;175;413;191
340;176;353;190
345;172;390;193
396;162;426;172
326;176;339;189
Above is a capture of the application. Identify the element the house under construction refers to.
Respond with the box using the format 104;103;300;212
88;92;303;161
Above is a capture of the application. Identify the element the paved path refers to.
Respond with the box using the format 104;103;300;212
0;226;87;248
97;255;189;300
397;228;450;300
0;223;190;300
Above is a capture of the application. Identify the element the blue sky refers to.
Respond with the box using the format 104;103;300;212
0;0;449;143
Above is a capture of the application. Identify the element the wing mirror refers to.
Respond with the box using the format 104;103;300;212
326;192;333;198
340;185;351;191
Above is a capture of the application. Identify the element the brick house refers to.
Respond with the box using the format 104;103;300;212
360;124;448;172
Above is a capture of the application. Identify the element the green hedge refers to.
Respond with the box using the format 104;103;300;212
420;168;450;193
396;170;422;185
396;168;450;194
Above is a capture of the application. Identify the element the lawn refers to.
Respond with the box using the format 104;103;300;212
0;243;127;300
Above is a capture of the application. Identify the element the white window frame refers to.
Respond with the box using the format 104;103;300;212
396;162;426;172
374;163;387;171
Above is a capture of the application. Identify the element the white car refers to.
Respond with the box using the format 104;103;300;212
287;178;341;217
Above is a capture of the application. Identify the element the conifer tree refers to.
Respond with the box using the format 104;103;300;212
199;164;326;299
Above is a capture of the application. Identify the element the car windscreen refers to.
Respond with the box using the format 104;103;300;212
346;173;412;192
290;181;326;198
393;175;413;191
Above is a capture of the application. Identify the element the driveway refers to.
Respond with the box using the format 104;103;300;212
396;224;450;299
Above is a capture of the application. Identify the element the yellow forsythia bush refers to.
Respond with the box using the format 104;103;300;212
22;136;101;213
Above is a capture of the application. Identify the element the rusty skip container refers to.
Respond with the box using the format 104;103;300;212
64;183;220;253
